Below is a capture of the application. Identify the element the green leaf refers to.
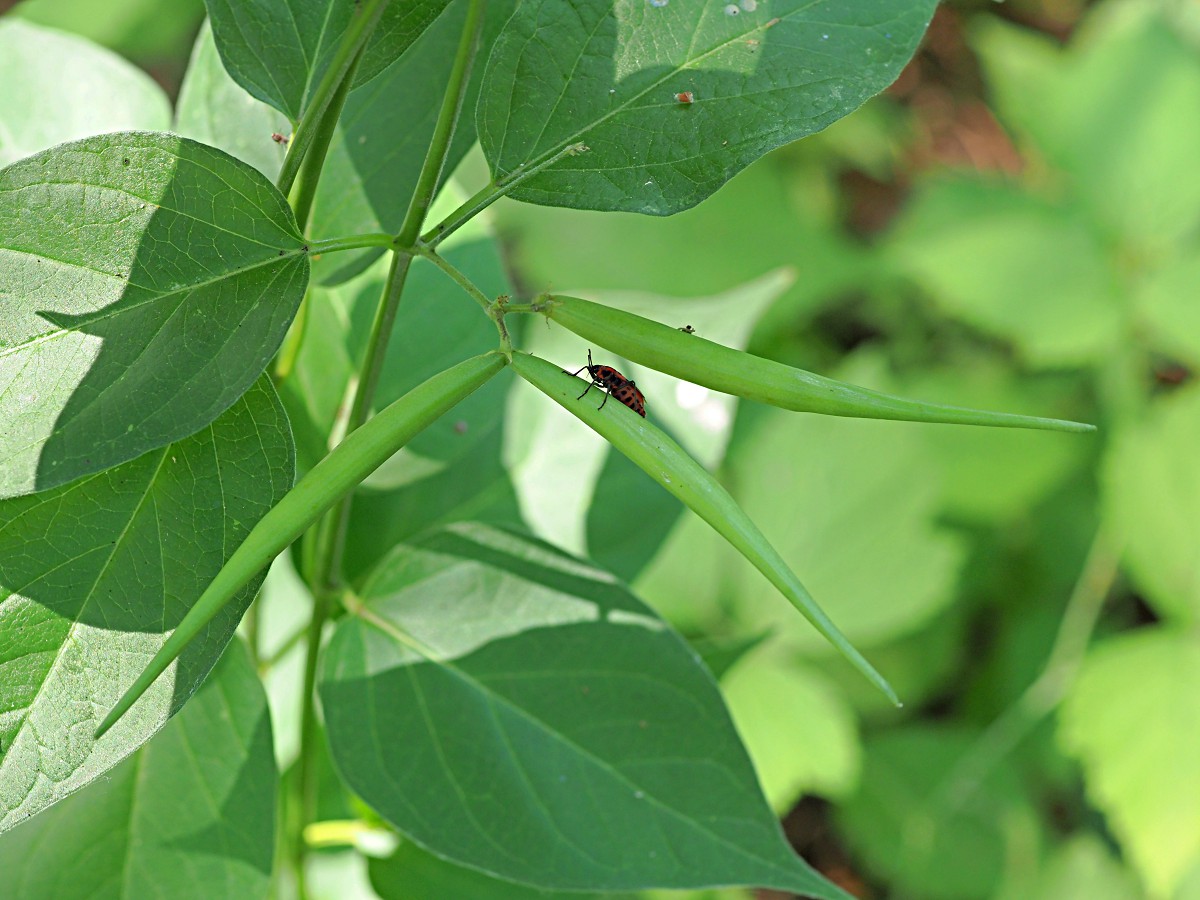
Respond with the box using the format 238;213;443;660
309;0;515;286
371;840;628;900
721;653;860;811
511;352;897;706
0;376;293;831
175;21;291;182
477;0;936;213
357;1;455;88
897;364;1089;523
202;0;447;122
0;19;170;167
977;9;1200;248
998;835;1144;900
885;176;1122;367
1104;387;1200;622
13;0;205;62
543;293;1095;431
725;391;966;651
688;631;771;683
1059;629;1200;898
1136;249;1200;370
0;641;276;899
321;523;850;898
838;727;1043;900
95;353;507;738
493;155;866;320
0;131;307;498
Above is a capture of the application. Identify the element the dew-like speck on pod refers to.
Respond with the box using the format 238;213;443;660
724;3;740;15
821;33;829;40
649;0;668;7
740;0;757;10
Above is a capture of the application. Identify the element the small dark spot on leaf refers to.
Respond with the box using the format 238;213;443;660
122;158;130;166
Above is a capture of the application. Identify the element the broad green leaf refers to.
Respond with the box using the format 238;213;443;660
309;0;515;285
0;641;276;899
477;0;936;213
175;21;291;181
1059;629;1200;898
358;1;454;88
1136;250;1200;370
886;176;1121;367
321;523;851;898
371;840;627;900
0;377;293;832
492;152;868;322
586;442;683;583
1104;387;1200;622
14;0;205;61
995;835;1144;900
0;131;307;498
721;653;860;811
726;356;966;650
838;727;1043;900
897;364;1089;523
0;19;170;167
977;9;1200;249
202;0;449;122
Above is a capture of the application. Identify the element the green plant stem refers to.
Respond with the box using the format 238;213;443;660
420;140;589;248
276;0;391;196
932;527;1121;810
289;48;363;233
416;246;512;347
290;2;490;890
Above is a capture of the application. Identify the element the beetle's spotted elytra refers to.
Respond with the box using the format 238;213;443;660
568;349;646;417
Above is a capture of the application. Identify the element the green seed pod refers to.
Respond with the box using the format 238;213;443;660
512;351;898;706
543;294;1094;432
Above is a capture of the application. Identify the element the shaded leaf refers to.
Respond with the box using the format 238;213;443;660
370;840;627;900
838;727;1042;900
0;19;170;168
0;132;306;498
175;21;291;181
0;641;276;899
478;0;936;213
722;654;860;811
0;377;293;831
321;523;850;898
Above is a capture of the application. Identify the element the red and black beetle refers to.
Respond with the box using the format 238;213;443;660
570;349;646;417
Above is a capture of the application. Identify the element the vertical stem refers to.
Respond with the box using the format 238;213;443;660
289;49;363;234
277;0;391;196
289;1;490;891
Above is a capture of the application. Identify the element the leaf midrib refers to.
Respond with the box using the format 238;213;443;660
351;604;809;889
